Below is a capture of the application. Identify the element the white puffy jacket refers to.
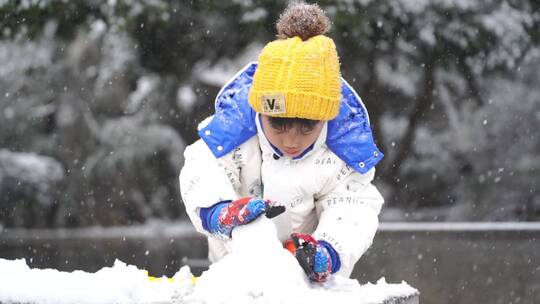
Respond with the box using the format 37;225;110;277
180;112;384;277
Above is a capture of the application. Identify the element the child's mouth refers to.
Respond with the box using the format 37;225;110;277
284;149;300;156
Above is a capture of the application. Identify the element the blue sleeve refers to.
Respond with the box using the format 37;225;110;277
319;240;341;274
199;201;231;233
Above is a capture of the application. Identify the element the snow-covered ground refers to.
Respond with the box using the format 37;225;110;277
0;217;417;304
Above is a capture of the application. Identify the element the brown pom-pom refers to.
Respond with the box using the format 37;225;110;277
276;2;330;41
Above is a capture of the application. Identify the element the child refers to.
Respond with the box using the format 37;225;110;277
180;2;384;283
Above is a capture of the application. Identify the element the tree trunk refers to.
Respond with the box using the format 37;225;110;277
386;56;436;206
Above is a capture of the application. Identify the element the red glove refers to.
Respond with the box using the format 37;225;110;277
204;197;285;238
284;233;333;283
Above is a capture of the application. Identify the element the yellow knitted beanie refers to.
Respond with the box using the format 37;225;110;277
248;35;341;121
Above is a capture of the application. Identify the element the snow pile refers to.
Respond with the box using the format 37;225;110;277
0;259;194;304
186;217;416;304
186;217;309;303
0;217;417;304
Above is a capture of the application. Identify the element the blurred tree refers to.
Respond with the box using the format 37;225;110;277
0;149;64;228
0;0;538;226
327;0;539;215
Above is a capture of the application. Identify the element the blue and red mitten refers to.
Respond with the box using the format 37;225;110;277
200;197;271;238
284;233;341;283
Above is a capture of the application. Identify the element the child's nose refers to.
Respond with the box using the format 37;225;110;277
282;133;300;148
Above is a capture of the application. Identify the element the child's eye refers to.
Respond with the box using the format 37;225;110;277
272;128;286;134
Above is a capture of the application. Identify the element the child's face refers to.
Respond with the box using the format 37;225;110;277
261;115;324;158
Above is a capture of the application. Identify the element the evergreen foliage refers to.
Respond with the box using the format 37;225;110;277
0;0;538;227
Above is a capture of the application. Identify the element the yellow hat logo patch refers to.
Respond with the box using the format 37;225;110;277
261;93;286;114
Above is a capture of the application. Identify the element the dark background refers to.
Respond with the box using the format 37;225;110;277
1;0;538;229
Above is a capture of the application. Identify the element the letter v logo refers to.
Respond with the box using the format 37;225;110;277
261;93;286;114
266;98;276;110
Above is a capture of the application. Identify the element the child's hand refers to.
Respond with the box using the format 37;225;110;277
211;197;271;237
284;233;335;283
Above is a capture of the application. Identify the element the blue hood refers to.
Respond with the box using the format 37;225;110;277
198;63;383;174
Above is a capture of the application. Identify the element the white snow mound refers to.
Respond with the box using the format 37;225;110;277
0;217;417;304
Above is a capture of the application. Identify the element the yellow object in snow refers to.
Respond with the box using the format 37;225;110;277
145;270;198;285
